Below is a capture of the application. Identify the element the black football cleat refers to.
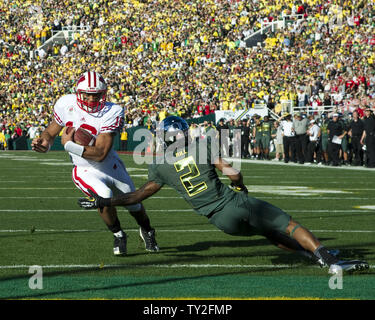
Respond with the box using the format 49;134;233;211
113;233;127;256
316;249;340;268
139;228;160;252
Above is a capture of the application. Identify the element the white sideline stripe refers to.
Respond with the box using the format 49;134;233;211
0;229;374;234
0;264;373;270
227;158;375;171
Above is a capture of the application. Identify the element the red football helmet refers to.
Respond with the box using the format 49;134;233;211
76;71;107;113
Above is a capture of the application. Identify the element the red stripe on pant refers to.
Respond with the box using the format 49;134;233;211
72;166;97;197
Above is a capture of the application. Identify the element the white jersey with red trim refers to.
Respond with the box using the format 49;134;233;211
53;94;125;171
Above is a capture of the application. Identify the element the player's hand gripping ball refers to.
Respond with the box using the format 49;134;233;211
66;127;96;146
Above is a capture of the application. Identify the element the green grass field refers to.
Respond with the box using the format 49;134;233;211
0;151;374;300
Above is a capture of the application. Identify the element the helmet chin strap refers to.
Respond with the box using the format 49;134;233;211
77;91;106;113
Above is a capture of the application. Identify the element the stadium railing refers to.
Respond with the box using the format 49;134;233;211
35;26;90;56
292;105;337;116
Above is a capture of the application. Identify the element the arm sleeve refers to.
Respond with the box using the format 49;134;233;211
100;105;125;134
148;164;165;187
53;97;66;126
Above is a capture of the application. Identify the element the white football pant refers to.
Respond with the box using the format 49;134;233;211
72;164;142;212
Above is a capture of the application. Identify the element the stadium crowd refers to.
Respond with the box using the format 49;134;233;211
1;0;375;157
122;106;375;169
211;108;375;168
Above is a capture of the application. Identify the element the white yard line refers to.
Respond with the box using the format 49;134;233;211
0;196;373;201
0;188;73;190
2;186;375;191
0;229;218;233
0;229;374;233
0;196;182;199
0;209;195;212
1;209;374;213
0;264;296;270
287;209;375;213
0;263;373;270
260;197;375;200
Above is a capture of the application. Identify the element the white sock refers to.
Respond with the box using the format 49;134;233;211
114;230;124;238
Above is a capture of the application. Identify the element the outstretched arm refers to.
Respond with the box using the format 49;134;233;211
78;181;162;209
214;157;247;193
112;181;162;206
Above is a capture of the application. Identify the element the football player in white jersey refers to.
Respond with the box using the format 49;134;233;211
31;71;159;256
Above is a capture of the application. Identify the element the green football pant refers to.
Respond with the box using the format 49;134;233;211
321;136;328;152
208;192;291;236
261;135;271;150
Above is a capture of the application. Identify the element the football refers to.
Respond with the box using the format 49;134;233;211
74;127;96;146
65;126;96;146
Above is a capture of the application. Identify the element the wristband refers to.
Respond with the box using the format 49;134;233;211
64;141;84;157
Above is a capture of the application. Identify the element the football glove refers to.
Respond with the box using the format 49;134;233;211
229;182;248;194
77;190;111;209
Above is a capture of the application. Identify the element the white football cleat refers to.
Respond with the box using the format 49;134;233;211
328;260;369;274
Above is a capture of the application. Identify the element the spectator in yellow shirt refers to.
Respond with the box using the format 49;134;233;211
0;131;6;150
120;127;128;151
158;108;168;121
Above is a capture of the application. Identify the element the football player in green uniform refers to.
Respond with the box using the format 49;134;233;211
319;113;330;165
78;116;369;274
260;116;272;160
253;116;263;159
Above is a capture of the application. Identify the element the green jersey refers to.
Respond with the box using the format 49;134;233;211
261;120;272;136
320;120;329;136
255;123;262;137
148;138;235;216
